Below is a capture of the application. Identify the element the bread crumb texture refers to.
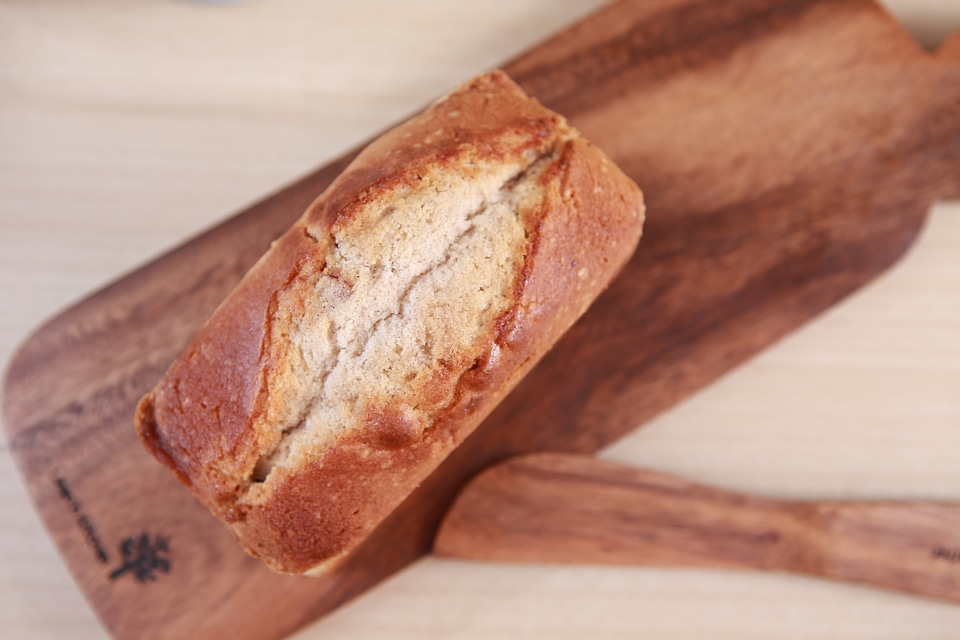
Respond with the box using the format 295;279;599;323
253;145;557;485
135;70;644;574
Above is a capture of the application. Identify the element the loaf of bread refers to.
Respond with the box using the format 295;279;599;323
135;70;644;575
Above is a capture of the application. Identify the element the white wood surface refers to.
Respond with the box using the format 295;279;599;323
1;1;958;638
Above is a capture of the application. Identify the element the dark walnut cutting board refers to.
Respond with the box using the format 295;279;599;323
3;1;959;638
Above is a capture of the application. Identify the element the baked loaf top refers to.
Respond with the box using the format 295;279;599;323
136;70;644;575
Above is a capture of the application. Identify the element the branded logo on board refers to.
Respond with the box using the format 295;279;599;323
55;477;172;582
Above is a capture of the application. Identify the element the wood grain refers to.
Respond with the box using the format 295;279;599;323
435;453;960;604
2;1;959;639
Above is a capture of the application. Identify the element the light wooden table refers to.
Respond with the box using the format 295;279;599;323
1;1;958;638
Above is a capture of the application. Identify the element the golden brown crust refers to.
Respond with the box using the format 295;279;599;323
136;70;644;574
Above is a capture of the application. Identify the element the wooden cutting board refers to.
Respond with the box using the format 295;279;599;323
3;1;959;638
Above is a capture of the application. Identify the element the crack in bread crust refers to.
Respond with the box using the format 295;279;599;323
247;146;563;490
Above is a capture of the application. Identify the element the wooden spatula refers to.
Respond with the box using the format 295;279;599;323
435;453;960;604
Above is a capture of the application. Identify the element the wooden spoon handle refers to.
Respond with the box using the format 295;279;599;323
434;453;960;604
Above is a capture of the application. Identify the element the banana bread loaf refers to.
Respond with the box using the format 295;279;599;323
135;70;644;574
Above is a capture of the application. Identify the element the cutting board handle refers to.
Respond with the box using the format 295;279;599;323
938;29;960;59
937;29;960;199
